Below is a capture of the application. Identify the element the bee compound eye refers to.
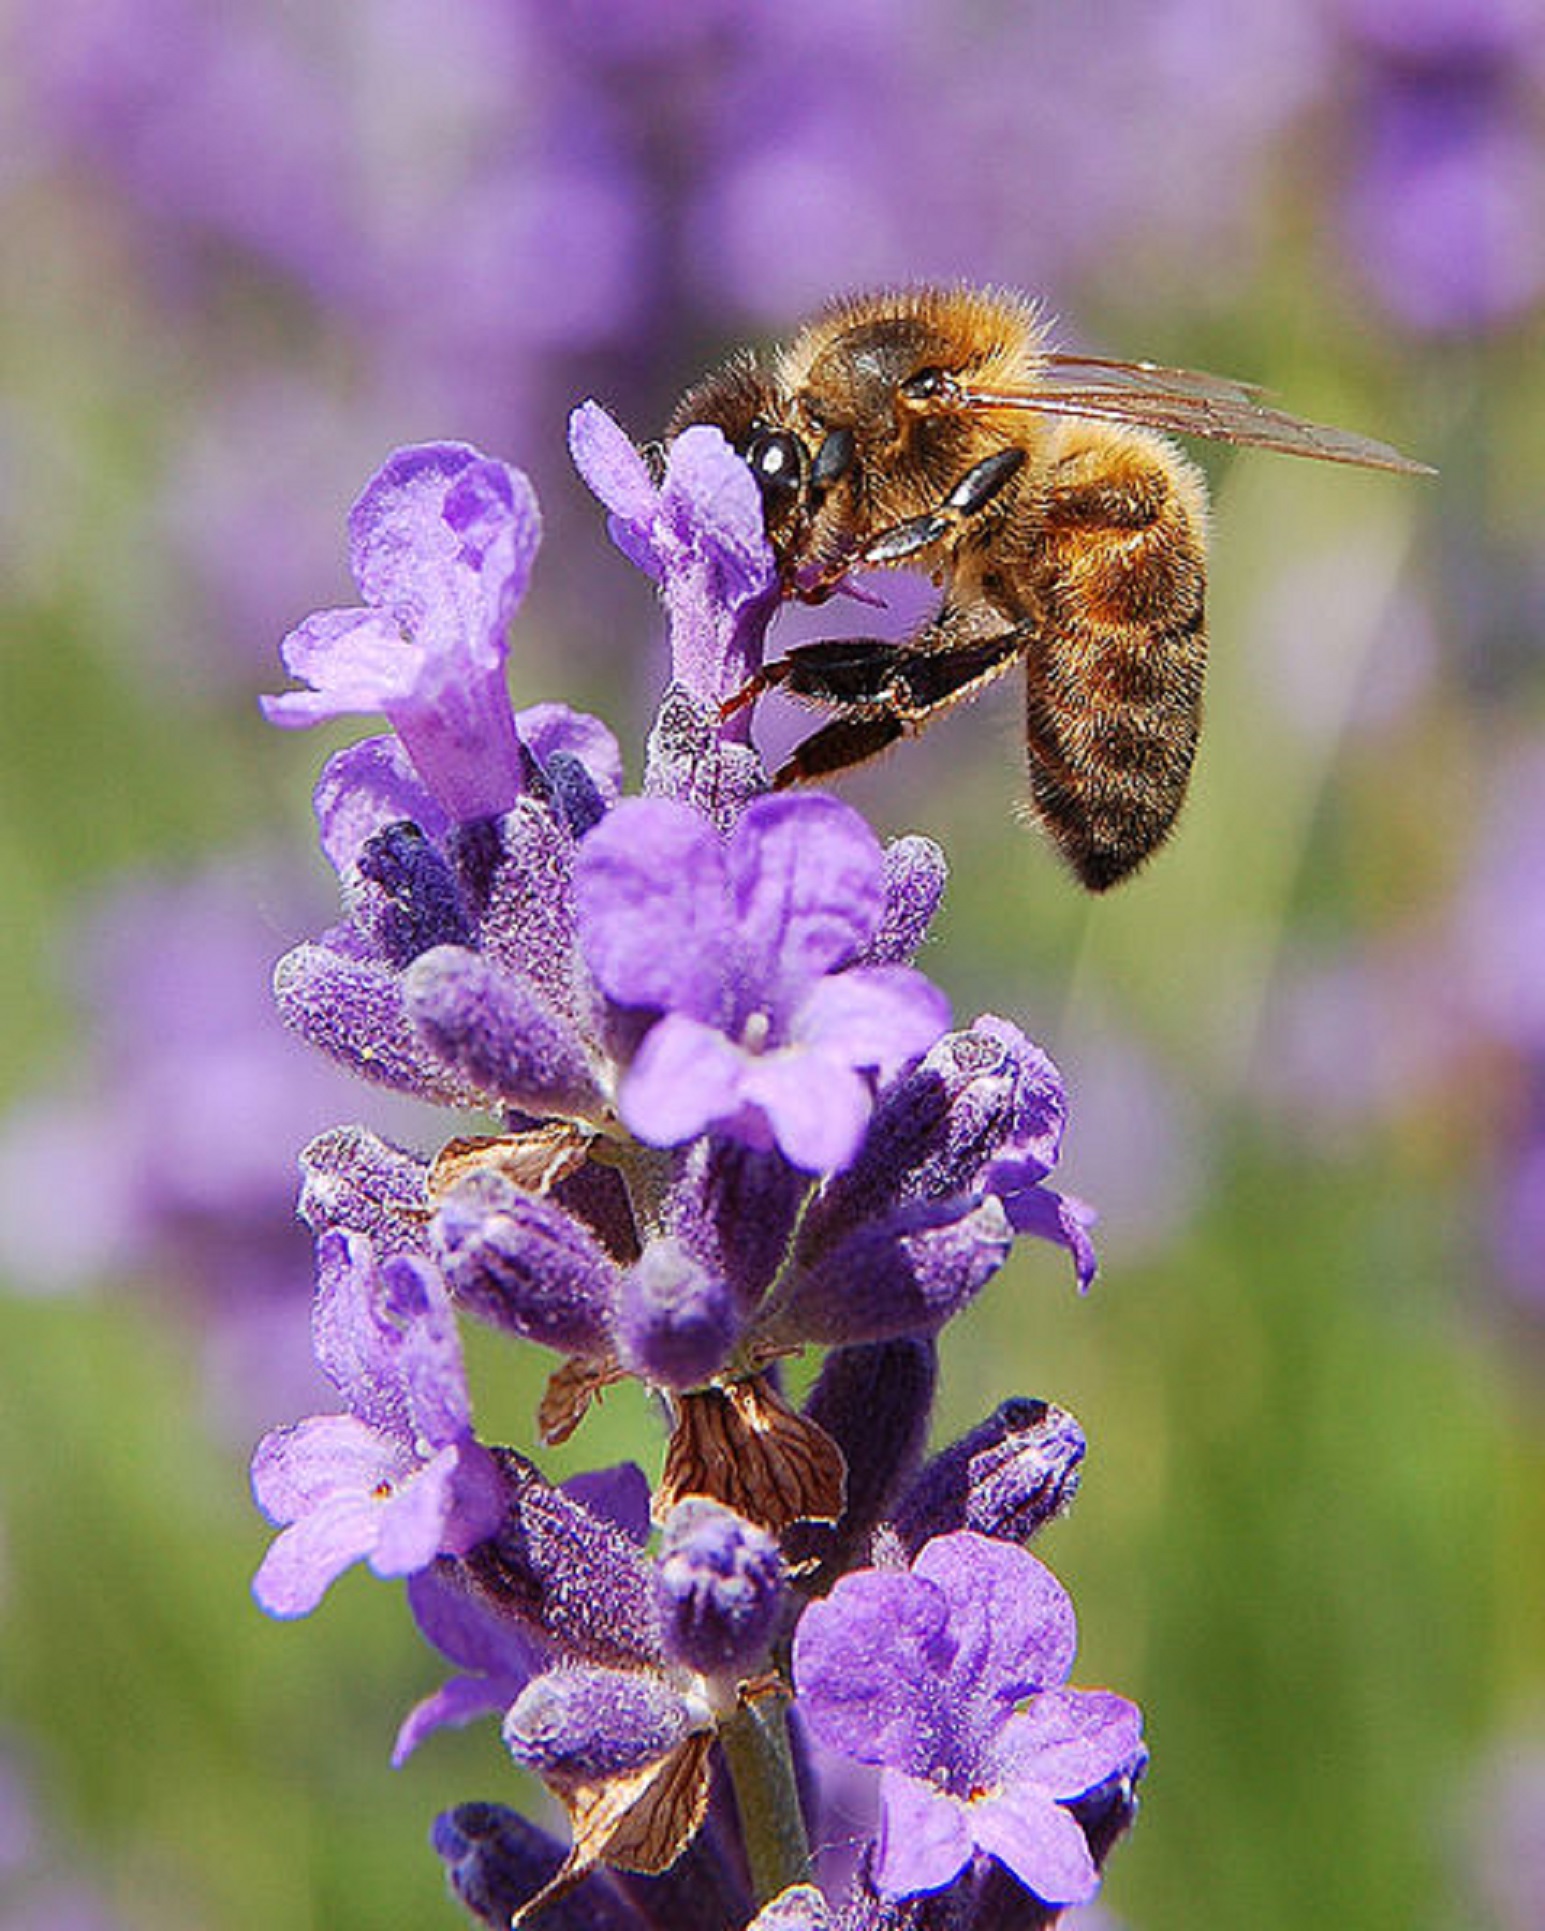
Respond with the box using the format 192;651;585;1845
744;428;804;503
809;426;856;492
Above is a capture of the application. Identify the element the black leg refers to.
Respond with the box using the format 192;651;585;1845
862;447;1026;565
770;713;907;787
751;627;1030;787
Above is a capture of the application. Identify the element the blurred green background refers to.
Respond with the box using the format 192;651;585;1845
1;3;1542;1928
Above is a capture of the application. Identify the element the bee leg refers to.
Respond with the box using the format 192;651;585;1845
720;636;904;723
862;448;1025;565
765;630;1027;787
770;712;907;788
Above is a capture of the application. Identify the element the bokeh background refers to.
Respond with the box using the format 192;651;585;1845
1;2;1542;1927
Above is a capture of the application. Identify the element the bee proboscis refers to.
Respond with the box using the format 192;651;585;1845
668;285;1431;890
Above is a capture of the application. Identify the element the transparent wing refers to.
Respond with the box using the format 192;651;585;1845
963;353;1434;475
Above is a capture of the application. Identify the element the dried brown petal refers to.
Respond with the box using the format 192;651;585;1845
657;1376;847;1535
428;1123;593;1204
538;1351;627;1447
510;1731;714;1926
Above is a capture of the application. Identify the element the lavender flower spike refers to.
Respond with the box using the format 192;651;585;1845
264;443;540;822
250;1231;504;1617
576;792;950;1173
793;1531;1144;1909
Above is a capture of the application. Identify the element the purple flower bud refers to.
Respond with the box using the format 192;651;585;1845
353;820;473;966
458;1449;662;1670
770;1198;1013;1348
891;1398;1086;1554
615;1238;742;1389
297;1126;430;1253
663;1136;809;1313
433;1804;646;1931
273;941;475;1105
654;1498;785;1677
786;1340;937;1581
403;944;604;1118
804;1021;1064;1253
431;1172;619;1357
504;1666;702;1787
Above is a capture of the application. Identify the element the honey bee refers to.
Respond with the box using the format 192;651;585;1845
668;285;1430;890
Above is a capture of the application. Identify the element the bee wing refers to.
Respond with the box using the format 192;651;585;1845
964;353;1434;475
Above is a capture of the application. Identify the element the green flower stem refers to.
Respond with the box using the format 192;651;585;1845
717;1686;811;1904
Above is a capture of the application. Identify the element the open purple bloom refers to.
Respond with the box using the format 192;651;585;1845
569;400;776;710
575;792;949;1173
792;1531;1143;1908
250;1230;504;1617
393;1566;547;1768
264;443;540;822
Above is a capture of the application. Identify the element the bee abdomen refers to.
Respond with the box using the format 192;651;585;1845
1024;601;1207;892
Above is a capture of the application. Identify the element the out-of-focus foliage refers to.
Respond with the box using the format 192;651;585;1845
0;3;1541;1928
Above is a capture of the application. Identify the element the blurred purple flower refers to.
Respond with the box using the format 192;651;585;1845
0;863;429;1432
250;1231;504;1617
575;792;950;1172
1334;0;1545;333
793;1531;1144;1908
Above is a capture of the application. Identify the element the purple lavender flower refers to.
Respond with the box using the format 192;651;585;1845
393;1564;548;1768
792;1531;1143;1908
250;1231;504;1617
569;400;777;713
575;792;950;1173
264;443;542;823
248;414;1137;1927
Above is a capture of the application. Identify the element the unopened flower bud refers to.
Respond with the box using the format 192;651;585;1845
798;1016;1065;1264
458;1449;661;1670
504;1666;701;1786
404;944;603;1118
891;1396;1086;1552
274;941;474;1105
616;1238;741;1389
431;1171;618;1356
654;1498;785;1678
432;1803;568;1931
769;1197;1013;1348
298;1125;429;1252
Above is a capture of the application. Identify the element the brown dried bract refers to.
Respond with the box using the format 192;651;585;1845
658;1375;846;1535
510;1731;714;1926
537;1351;627;1447
427;1123;593;1205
